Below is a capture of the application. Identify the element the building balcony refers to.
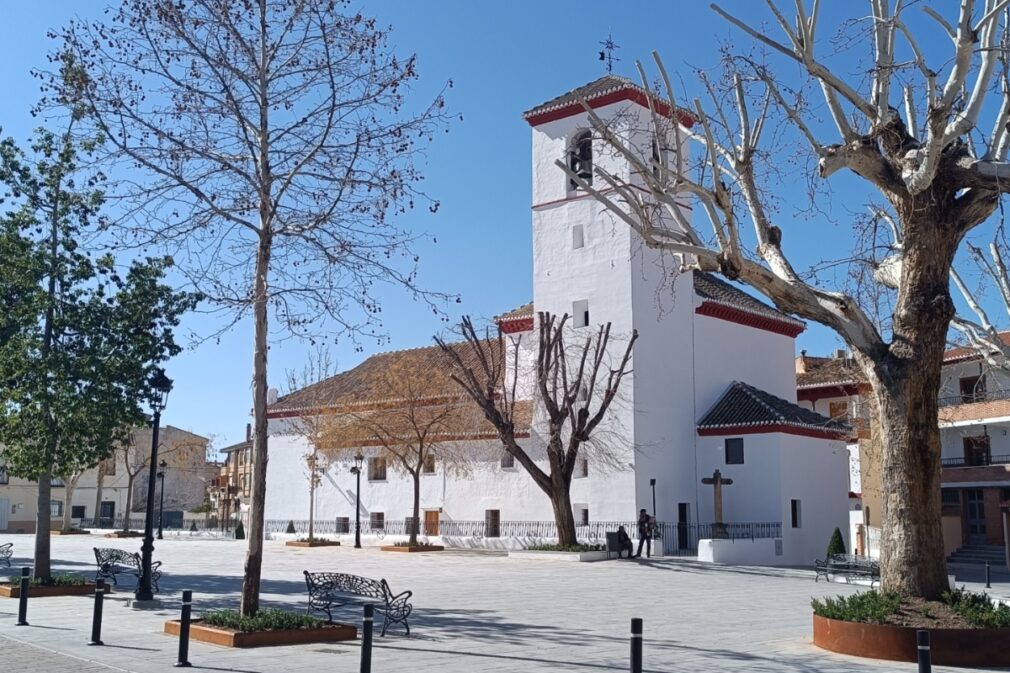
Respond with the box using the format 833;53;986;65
940;460;1010;486
941;454;1010;469
938;389;1010;425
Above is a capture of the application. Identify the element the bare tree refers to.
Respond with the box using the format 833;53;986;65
52;0;454;616
438;313;636;547
557;2;1010;598
118;436;148;533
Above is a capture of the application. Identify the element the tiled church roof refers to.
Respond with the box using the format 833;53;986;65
692;272;804;329
494;303;534;323
522;74;695;125
796;356;866;389
698;381;850;436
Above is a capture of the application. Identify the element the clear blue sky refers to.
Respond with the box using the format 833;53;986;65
0;2;993;452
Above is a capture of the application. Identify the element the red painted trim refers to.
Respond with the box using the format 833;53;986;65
525;89;695;128
796;384;861;402
695;301;804;338
501;317;534;334
697;423;848;440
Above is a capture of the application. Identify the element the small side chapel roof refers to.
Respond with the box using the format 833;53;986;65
692;272;805;330
697;381;850;438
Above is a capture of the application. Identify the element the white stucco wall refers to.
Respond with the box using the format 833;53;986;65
694;432;783;525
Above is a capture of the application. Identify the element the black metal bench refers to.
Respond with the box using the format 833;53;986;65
303;570;412;636
93;547;162;591
815;553;879;586
0;543;11;568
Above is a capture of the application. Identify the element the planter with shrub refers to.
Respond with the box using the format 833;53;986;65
164;608;355;647
508;543;608;562
286;537;340;548
0;573;108;598
381;540;444;553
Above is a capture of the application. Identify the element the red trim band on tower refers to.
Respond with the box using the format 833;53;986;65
695;301;804;338
525;89;695;128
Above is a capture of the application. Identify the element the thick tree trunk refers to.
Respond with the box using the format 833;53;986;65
240;232;271;617
550;483;578;547
34;469;52;579
410;471;420;546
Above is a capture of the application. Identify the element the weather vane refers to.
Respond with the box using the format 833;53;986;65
599;32;620;74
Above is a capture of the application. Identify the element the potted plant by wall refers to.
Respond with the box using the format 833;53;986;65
812;589;1010;667
0;573;109;598
165;608;355;648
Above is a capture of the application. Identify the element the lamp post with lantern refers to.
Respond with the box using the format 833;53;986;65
136;369;172;602
156;459;168;540
349;453;364;549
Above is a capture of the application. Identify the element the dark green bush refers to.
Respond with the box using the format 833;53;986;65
235;521;245;540
285;520;296;534
201;608;324;632
811;591;902;624
8;573;87;587
944;589;1010;628
390;540;438;548
826;527;846;557
525;543;603;552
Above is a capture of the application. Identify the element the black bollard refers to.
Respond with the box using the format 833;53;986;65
174;589;193;668
630;617;643;673
16;567;30;626
88;579;106;645
360;603;374;673
986;561;992;589
917;629;931;673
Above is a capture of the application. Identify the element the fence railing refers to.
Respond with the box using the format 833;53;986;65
938;387;1010;408
941;454;1010;468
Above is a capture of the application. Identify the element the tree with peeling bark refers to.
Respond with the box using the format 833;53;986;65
558;1;1010;598
50;0;453;616
438;313;636;547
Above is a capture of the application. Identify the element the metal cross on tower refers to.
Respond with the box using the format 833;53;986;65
598;33;619;74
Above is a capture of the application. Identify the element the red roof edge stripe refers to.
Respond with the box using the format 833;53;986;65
697;423;848;440
501;317;534;334
525;89;695;128
695;301;804;338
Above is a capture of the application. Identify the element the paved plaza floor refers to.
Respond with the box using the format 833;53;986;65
0;533;1007;672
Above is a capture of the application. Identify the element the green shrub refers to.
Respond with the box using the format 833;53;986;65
390;540;437;548
943;589;1010;628
525;543;603;552
285;520;296;534
8;573;87;587
201;608;324;632
811;591;902;624
235;521;245;540
826;527;846;557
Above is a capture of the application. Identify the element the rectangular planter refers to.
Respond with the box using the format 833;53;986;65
0;582;108;598
285;540;341;548
508;550;609;562
104;531;142;538
381;545;444;553
51;529;91;535
164;619;356;648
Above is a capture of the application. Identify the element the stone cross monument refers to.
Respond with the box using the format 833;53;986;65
702;469;734;539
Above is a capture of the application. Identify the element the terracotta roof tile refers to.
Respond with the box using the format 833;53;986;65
698;381;850;435
796;357;867;389
944;331;1010;363
522;75;694;123
494;303;534;323
693;271;805;328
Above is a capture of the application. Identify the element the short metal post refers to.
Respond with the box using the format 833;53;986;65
917;629;931;673
88;579;106;645
986;561;991;589
16;567;30;626
174;589;192;668
630;617;643;673
360;603;374;673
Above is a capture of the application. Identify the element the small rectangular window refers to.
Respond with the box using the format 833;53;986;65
942;489;961;505
573;299;590;328
725;438;744;465
368;457;387;481
0;465;7;485
370;512;385;530
828;401;849;420
572;224;585;249
71;505;86;519
50;476;65;488
790;499;802;528
1001;488;1010;502
485;509;501;538
500;453;515;469
422;453;436;474
575;457;589;478
50;500;64;517
336;517;350;533
104;459;116;476
578;507;589;525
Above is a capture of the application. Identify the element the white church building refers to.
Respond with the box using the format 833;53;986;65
263;75;851;566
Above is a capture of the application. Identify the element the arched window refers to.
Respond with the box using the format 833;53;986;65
568;130;593;190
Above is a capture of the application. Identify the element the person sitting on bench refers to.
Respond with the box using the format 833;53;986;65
616;526;635;559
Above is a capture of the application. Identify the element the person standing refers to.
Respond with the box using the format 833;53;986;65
635;508;652;558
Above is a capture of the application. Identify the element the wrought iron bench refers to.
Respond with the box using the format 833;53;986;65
815;553;879;586
303;570;412;636
93;547;161;591
0;543;12;568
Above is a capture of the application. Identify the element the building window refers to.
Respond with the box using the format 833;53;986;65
485;509;501;538
568;130;593;190
50;476;65;488
500;453;515;469
50;500;64;517
0;465;7;485
725;438;744;465
790;499;802;528
422;453;436;475
960;374;986;402
828;401;848;420
963;435;991;467
1001;488;1010;503
71;505;86;519
573;299;590;328
577;507;589;525
369;512;385;530
368;457;387;481
572;224;585;249
336;516;350;533
942;489;961;506
106;459;116;476
575;457;589;478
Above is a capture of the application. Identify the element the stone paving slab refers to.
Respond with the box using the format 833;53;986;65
0;533;1006;672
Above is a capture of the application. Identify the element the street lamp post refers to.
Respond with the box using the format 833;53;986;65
649;478;657;518
136;369;172;602
156;459;167;540
350;453;364;549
